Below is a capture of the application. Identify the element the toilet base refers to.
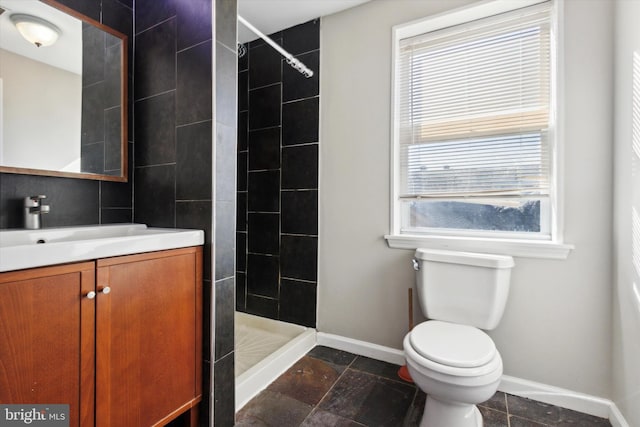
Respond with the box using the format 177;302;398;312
419;395;483;427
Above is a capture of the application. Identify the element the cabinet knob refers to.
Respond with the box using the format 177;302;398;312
85;291;96;299
100;286;111;295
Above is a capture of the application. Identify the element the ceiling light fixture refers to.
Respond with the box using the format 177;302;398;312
10;14;61;47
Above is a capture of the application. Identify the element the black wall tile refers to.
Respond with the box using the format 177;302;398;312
280;279;317;327
177;121;213;201
176;201;213;281
101;179;132;208
0;174;99;229
101;208;133;224
237;152;248;192
248;171;280;212
247;254;279;298
249;128;281;171
249;84;281;130
281;190;318;235
249;41;282;89
134;165;176;228
201;282;212;364
216;43;239;127
134;18;176;100
282;144;319;189
134;91;176;166
177;41;213;126
246;294;278;319
216;122;237;202
283;20;320;55
214;277;235;359
248;213;280;255
103;0;133;39
212;4;238;423
55;0;100;21
236;232;247;271
176;0;212;51
215;201;236;281
117;0;133;9
249;31;282;50
236;271;247;310
283;50;319;102
214;0;236;50
283;97;319;145
135;0;176;34
238;71;248;112
281;235;318;281
238;111;249;151
213;352;235;427
237;191;247;231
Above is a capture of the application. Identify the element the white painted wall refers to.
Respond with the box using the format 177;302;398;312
612;0;640;424
319;0;614;399
0;48;81;171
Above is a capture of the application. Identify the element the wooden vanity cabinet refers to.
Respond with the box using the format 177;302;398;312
0;261;96;427
0;246;203;427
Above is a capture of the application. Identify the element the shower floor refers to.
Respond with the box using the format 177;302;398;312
235;322;293;376
235;312;316;410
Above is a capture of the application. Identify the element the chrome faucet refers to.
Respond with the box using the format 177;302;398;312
24;195;50;229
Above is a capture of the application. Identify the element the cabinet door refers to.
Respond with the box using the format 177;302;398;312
96;247;202;426
0;262;96;427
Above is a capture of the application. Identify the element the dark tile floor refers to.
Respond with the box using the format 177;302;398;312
235;346;612;427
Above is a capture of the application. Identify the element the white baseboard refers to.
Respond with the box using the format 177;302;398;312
316;332;629;427
499;375;629;427
316;332;406;365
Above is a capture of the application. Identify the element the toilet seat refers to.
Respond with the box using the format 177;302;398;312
410;320;496;368
405;321;502;378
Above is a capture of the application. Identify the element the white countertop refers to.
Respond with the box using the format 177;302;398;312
0;224;204;272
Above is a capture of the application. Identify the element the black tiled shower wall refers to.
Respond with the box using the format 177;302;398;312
213;0;238;424
236;19;320;328
133;1;240;425
0;0;133;229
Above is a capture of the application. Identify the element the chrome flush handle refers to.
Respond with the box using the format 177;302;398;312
412;258;420;271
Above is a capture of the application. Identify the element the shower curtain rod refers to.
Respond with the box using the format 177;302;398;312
237;15;314;78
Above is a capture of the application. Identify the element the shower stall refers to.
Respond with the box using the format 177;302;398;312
234;17;321;409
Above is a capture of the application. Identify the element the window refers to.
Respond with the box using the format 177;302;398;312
388;0;571;258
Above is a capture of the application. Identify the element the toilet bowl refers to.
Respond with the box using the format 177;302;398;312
403;320;503;427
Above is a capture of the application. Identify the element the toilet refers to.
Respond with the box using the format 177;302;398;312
403;248;514;427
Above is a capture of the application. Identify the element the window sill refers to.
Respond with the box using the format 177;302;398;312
384;234;574;260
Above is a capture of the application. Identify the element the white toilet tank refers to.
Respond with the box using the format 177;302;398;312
414;248;514;330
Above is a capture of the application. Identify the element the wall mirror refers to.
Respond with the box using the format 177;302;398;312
0;0;127;182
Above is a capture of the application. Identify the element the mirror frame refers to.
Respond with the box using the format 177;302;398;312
0;0;128;182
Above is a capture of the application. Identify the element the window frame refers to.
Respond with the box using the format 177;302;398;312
386;0;573;259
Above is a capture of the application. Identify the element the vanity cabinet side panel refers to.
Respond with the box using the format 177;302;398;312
95;247;201;427
0;262;96;427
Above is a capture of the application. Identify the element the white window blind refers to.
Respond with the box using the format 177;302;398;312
397;2;552;200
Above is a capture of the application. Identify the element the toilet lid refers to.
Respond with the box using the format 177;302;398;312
409;321;497;368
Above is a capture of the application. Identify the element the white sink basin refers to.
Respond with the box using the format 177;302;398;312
0;224;204;272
